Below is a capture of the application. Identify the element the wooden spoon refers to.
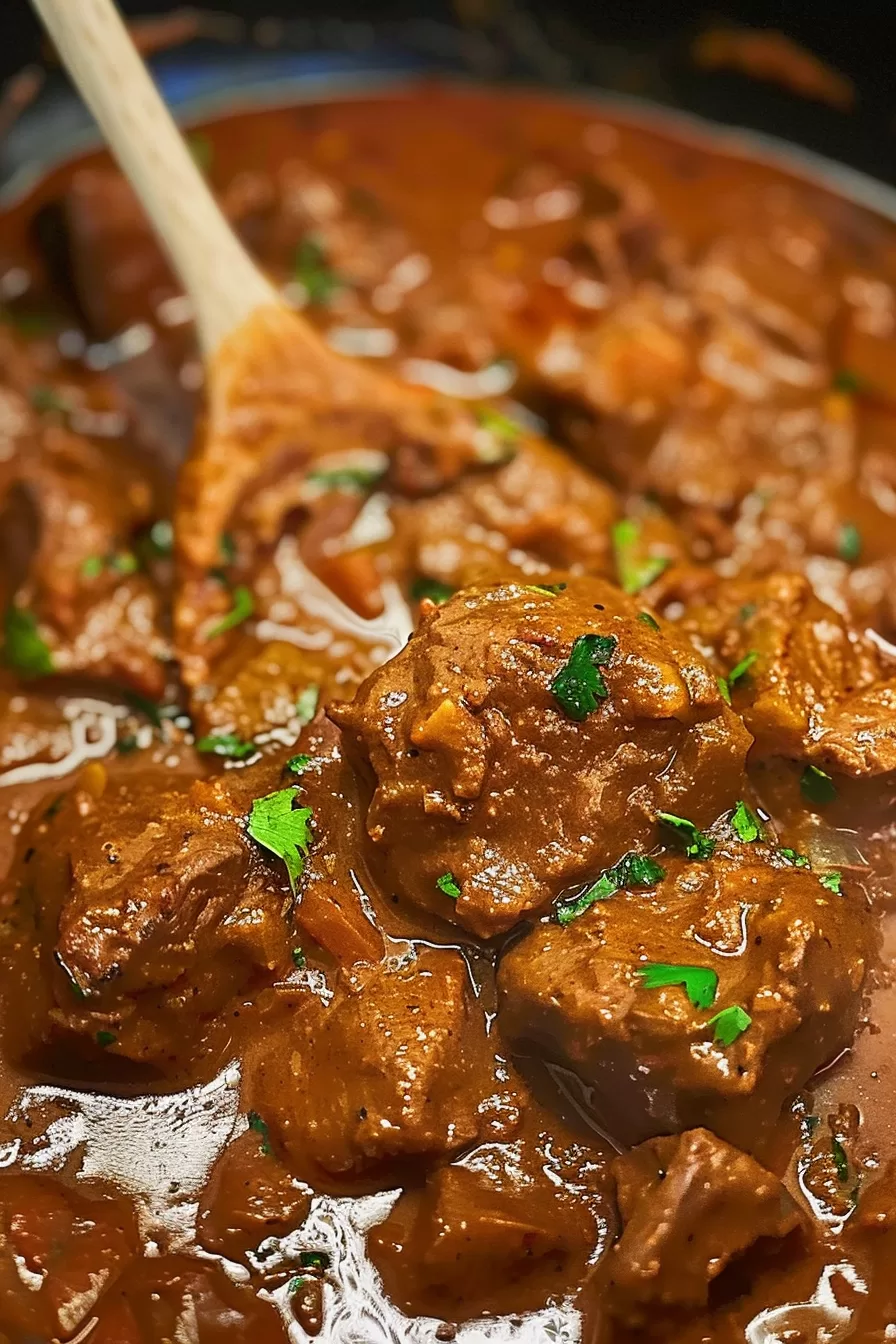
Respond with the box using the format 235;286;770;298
30;0;480;570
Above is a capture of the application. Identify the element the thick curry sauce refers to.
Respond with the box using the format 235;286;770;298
1;82;896;1343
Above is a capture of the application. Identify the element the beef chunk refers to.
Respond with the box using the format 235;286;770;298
191;638;326;741
681;572;885;763
252;946;517;1187
332;577;750;937
196;1128;311;1262
394;437;618;590
593;1129;802;1330
498;849;871;1147
369;1151;594;1321
0;1172;138;1340
14;763;294;1063
89;1255;289;1344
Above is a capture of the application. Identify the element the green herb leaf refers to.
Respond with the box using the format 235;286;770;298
657;812;716;860
247;1110;273;1157
831;369;864;395
779;847;810;869
801;765;837;806
718;650;758;704
556;852;665;925
637;611;660;631
196;732;257;761
29;384;70;414
287;753;311;776
820;870;843;893
292;947;306;970
205;585;254;640
706;1004;751;1046
739;603;757;623
838;523;862;564
524;582;568;595
832;1136;849;1183
3;605;54;677
299;1250;330;1272
110;551;138;575
308;465;385;493
474;405;522;461
96;1030;117;1048
288;1276;308;1294
218;532;237;566
247;788;313;894
436;871;461;899
295;685;320;727
411;576;455;605
81;555;104;579
716;675;732;705
637;962;719;1010
551;633;617;721
612;519;670;595
731;800;763;843
295;237;341;306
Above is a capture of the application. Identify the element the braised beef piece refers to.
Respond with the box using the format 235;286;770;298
250;945;519;1189
498;848;871;1148
9;758;296;1064
196;1128;312;1263
0;1171;139;1341
333;576;750;938
586;1129;803;1334
369;1148;595;1321
680;571;890;763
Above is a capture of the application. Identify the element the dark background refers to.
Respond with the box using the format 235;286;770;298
3;2;895;184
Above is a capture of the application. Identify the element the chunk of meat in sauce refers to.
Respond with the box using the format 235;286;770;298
586;1129;803;1335
9;762;293;1064
369;1148;595;1321
196;1127;312;1263
0;1171;138;1340
333;577;750;937
498;849;871;1148
680;571;887;762
88;1254;289;1343
250;945;518;1189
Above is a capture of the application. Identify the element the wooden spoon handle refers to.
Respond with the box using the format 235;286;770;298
30;0;280;354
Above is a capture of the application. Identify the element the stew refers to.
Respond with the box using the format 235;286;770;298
1;81;896;1343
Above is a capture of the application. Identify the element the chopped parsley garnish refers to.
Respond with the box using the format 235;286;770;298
29;384;70;414
411;576;454;605
219;532;237;566
838;523;862;564
831;368;864;395
612;519;669;595
288;1276;308;1294
525;582;568;595
551;634;617;721
299;1250;330;1272
801;764;837;806
474;405;522;460
287;753;311;776
292;947;306;970
295;236;342;306
707;1004;751;1046
717;650;758;704
556;852;665;925
295;685;320;727
196;732;257;761
205;584;254;640
780;847;810;868
308;464;385;493
148;519;174;556
657;812;715;860
637;611;660;631
436;871;461;900
247;1110;273;1156
96;1030;117;1048
81;555;104;579
247;788;313;894
55;952;87;1000
820;870;843;893
80;551;139;580
832;1136;849;1183
731;800;763;843
739;603;757;623
637;962;718;1010
3;605;54;677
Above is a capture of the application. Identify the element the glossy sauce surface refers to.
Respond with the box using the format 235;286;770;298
0;83;896;1344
